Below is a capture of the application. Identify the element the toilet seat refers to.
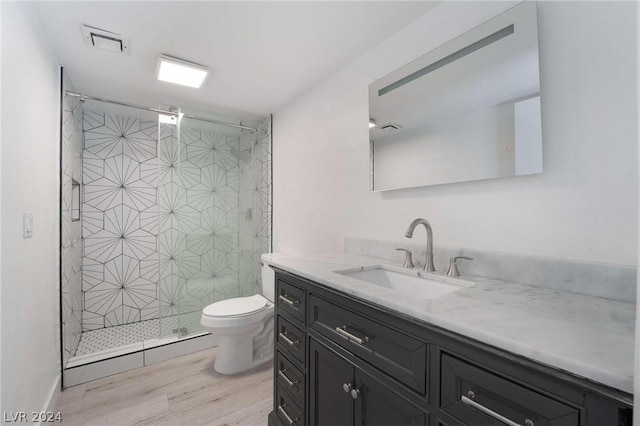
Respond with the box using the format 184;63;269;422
203;294;268;318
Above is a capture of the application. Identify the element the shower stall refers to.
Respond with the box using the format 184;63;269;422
59;72;272;384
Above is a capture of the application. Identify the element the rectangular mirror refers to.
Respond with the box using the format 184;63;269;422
369;1;542;191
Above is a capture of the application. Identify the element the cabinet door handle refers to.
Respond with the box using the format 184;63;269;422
278;369;298;387
278;332;299;348
461;392;533;426
279;294;299;307
350;388;361;400
277;404;298;425
342;383;352;393
335;326;369;345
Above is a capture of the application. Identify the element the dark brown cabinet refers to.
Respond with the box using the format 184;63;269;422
268;269;632;426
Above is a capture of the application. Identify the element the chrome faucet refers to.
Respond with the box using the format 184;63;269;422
404;218;436;272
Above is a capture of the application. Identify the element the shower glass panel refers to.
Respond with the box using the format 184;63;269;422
156;107;272;339
157;109;187;338
60;75;84;368
61;92;271;372
238;117;272;299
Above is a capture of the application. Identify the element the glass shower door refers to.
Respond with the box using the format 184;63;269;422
175;113;242;335
156;107;271;340
156;109;190;338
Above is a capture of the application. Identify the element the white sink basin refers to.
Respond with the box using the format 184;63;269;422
335;265;475;299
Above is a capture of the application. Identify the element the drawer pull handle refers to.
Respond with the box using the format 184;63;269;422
279;294;299;307
279;332;299;348
461;392;533;426
278;369;298;387
277;404;298;425
335;326;369;345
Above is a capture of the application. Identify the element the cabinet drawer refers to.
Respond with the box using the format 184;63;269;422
276;383;304;426
276;350;305;405
441;353;580;426
277;278;306;324
277;316;305;365
309;294;427;394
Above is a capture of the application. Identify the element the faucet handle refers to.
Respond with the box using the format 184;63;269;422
396;248;415;268
447;256;474;277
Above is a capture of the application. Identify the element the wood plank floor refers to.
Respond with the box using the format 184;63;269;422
56;348;273;426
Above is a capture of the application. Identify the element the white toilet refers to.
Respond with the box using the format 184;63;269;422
200;261;275;374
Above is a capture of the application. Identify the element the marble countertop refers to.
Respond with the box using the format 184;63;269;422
262;252;635;395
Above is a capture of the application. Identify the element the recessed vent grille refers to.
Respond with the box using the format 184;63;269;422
381;123;401;132
81;25;130;55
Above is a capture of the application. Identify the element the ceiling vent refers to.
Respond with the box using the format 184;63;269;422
81;25;130;55
381;123;402;133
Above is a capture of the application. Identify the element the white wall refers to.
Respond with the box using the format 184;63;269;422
1;1;61;416
273;1;637;267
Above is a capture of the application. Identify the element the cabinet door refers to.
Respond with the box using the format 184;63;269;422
354;369;427;426
309;338;354;426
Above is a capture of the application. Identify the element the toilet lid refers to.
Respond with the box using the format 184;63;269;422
203;294;268;317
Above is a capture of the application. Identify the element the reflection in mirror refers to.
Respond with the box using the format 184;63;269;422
369;1;542;191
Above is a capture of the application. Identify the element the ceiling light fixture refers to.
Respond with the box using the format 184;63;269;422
157;55;209;88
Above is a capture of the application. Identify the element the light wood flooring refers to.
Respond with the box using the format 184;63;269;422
56;348;273;426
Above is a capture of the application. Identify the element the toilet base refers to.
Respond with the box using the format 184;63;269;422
213;315;274;374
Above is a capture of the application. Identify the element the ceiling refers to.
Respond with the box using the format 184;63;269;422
32;1;436;120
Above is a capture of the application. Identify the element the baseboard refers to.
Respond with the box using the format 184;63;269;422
38;373;61;425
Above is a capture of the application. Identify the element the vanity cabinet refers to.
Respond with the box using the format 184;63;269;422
273;275;307;426
268;269;632;426
440;353;579;425
308;294;427;395
309;337;427;426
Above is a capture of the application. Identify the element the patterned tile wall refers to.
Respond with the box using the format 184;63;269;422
80;110;272;336
239;117;272;297
60;79;84;366
157;123;243;336
82;111;159;331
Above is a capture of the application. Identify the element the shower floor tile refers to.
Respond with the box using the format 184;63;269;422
75;314;204;357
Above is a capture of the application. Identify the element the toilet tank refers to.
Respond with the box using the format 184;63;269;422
261;260;275;302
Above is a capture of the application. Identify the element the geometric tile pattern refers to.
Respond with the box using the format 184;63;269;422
238;117;272;298
82;111;159;331
75;108;272;350
157;121;243;337
60;76;84;367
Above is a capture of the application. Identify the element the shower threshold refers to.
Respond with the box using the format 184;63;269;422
64;315;217;386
